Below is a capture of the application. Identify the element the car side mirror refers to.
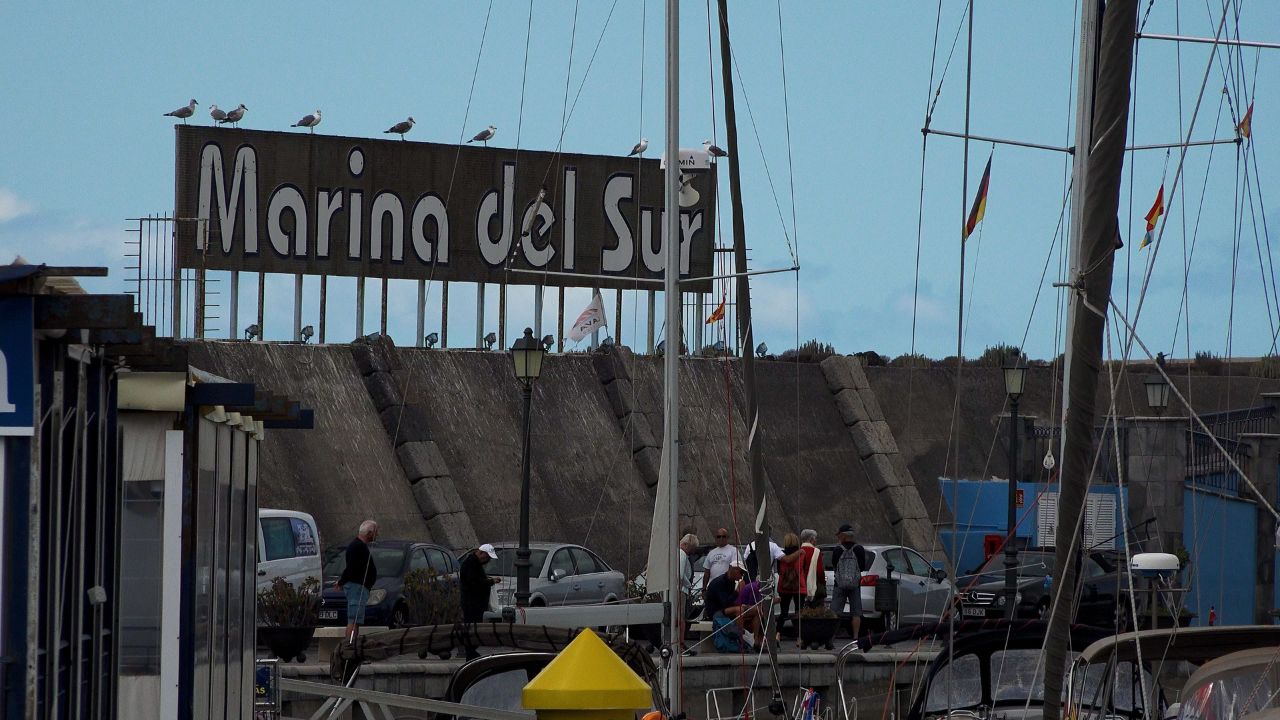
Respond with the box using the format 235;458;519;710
551;568;568;582
931;568;948;582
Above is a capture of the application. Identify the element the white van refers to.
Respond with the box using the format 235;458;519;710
256;509;322;592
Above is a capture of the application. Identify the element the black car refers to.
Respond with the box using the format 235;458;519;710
318;540;459;627
955;549;1128;628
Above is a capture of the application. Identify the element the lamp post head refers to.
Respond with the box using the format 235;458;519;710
511;327;545;383
1144;373;1170;413
1003;353;1026;401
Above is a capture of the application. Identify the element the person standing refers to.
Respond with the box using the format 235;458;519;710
335;520;379;644
776;532;805;630
799;529;825;606
703;528;740;589
459;544;501;659
830;523;868;638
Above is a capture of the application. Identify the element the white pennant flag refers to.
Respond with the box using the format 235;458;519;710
567;292;607;342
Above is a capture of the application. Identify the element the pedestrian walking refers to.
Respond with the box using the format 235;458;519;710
703;527;740;589
678;533;699;650
830;523;868;638
335;520;379;644
776;532;805;630
459;543;501;658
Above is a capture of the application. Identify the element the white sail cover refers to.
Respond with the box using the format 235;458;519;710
644;443;672;594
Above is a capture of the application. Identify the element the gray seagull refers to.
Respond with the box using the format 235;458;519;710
703;139;728;158
292;109;322;133
209;104;227;124
219;103;247;126
628;138;648;157
164;99;197;123
384;116;415;140
468;124;497;146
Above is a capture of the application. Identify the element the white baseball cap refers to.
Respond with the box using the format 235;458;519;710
478;543;498;558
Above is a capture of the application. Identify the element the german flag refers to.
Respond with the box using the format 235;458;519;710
705;298;726;324
1238;101;1254;140
963;155;992;241
1139;183;1164;250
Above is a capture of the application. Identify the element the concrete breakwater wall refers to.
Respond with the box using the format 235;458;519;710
181;339;937;573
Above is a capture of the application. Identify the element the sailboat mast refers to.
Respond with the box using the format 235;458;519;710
1042;3;1137;719
716;0;784;702
662;0;682;713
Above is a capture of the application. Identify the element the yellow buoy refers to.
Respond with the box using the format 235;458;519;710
522;629;653;720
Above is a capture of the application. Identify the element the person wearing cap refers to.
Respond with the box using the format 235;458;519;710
703;560;744;621
830;523;869;638
460;544;502;625
336;519;379;644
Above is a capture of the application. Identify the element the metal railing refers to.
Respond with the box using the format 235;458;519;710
1185;430;1248;495
1196;405;1276;440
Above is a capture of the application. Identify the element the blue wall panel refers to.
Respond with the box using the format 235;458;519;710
1183;488;1255;626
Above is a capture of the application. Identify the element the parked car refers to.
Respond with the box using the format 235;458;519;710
318;540;458;627
256;509;322;592
488;542;626;608
954;549;1128;627
820;543;954;631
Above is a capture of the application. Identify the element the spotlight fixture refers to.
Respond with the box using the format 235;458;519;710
711;340;726;354
655;340;666;356
244;324;261;341
425;332;439;349
540;334;554;352
483;332;497;350
300;325;314;343
755;342;768;358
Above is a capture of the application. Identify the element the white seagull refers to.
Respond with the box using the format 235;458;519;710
292;109;322;133
219;103;247;126
468;125;497;146
703;139;728;158
384;116;415;140
628;138;649;157
209;104;227;124
164;99;197;123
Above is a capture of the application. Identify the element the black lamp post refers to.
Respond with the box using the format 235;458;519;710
1144;373;1170;414
510;327;545;607
1002;354;1027;619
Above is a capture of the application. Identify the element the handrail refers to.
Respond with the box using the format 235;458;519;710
279;677;534;720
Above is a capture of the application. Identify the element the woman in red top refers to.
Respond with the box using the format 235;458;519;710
776;532;805;630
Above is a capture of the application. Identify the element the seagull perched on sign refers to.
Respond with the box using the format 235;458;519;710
384;116;415;140
219;103;247;127
703;139;728;158
164;99;197;123
209;104;227;124
292;109;322;133
628;138;649;157
468;125;497;146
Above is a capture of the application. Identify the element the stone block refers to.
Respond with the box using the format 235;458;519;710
862;453;900;491
397;441;450;481
820;356;864;392
879;486;930;524
849;421;897;459
833;389;868;426
427;512;477;548
603;379;635;419
623;417;658;452
634;446;662;487
889;453;915;486
350;343;389;376
364;371;402;413
856;387;885;422
592;346;632;385
380;405;431;444
411;474;465;516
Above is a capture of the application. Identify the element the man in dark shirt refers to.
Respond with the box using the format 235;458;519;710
335;519;379;643
703;561;744;620
830;523;869;638
459;544;501;659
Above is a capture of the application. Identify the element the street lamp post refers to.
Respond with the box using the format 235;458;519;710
510;327;545;608
1003;354;1027;619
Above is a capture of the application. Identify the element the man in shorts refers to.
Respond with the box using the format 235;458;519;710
336;519;379;643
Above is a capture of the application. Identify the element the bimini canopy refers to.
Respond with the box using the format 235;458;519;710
1075;626;1280;667
1178;646;1280;720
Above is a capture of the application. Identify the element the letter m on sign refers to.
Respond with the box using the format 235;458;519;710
197;143;259;254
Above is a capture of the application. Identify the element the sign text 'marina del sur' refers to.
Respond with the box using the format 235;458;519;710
174;126;716;291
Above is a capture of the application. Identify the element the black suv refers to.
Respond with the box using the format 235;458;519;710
318;540;459;627
955;549;1128;628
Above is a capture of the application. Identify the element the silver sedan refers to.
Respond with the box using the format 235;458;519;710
489;542;626;608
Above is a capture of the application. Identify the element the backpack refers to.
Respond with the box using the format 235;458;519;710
711;614;742;653
835;545;862;590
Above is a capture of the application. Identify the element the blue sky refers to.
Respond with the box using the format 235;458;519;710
1;2;1277;360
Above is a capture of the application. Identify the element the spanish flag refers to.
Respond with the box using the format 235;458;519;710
705;298;726;324
1140;183;1164;250
963;155;992;241
1238;102;1254;140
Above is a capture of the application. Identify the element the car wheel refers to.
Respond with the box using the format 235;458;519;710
390;604;408;628
531;598;546;607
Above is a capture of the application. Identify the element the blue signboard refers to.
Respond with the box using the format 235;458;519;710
0;297;34;436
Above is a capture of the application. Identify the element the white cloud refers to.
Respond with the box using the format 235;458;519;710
0;188;33;223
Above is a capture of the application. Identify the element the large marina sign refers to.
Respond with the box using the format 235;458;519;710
174;127;716;291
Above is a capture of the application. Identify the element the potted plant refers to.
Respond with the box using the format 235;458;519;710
257;576;320;662
796;605;839;650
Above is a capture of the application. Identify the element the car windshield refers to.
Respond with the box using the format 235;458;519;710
322;545;408;579
490;549;550;577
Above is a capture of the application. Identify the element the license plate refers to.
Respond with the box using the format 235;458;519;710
962;607;986;617
319;610;339;620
